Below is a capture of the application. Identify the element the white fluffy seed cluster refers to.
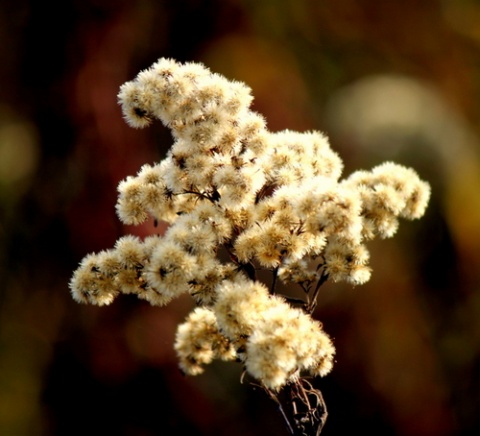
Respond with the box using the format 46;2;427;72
69;58;431;390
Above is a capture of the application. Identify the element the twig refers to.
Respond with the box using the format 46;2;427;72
305;270;329;314
262;385;295;435
270;266;279;294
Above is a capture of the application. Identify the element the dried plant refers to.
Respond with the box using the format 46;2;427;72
69;58;431;434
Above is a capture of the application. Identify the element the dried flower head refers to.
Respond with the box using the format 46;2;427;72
70;57;431;432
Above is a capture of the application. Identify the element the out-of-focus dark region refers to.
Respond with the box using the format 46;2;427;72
1;0;479;435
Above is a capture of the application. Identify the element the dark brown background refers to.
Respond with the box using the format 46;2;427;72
1;1;480;434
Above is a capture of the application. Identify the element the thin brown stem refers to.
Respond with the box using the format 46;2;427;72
305;270;329;314
286;379;328;435
262;386;295;435
270;266;279;294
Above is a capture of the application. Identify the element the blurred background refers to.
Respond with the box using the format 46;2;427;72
1;0;480;434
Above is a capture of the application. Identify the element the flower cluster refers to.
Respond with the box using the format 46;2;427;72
69;58;430;391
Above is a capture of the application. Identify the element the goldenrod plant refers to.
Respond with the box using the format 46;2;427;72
69;58;431;434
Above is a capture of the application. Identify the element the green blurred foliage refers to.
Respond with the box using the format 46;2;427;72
1;0;480;434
